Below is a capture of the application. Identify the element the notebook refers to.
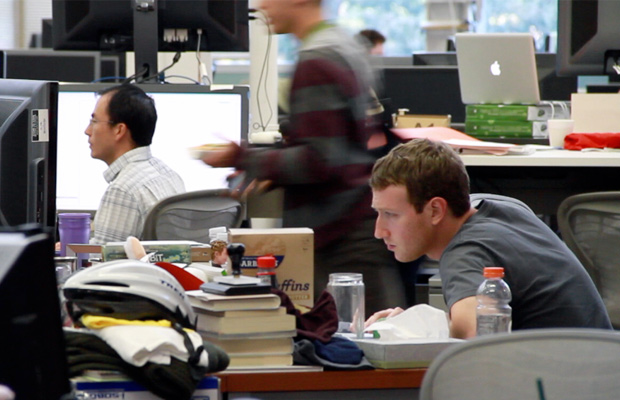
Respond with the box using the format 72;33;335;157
455;33;540;105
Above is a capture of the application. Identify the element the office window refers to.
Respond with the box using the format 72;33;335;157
476;0;558;51
278;0;425;62
278;0;558;61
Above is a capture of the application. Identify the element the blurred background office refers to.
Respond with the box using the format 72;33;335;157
3;0;555;65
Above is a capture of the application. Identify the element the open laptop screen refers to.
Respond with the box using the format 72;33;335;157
455;33;540;105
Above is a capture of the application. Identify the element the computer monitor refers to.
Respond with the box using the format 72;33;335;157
0;79;58;230
0;225;72;400
536;53;578;101
412;52;457;66
0;50;101;83
56;83;249;212
52;0;250;80
378;66;465;123
557;0;620;79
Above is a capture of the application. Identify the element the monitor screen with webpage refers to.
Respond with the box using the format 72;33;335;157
56;83;249;211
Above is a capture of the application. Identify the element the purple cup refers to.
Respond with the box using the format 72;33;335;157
58;213;91;267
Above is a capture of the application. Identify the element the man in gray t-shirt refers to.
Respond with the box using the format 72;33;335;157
441;196;610;331
367;139;611;338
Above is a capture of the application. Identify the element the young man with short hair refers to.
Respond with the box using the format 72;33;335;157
368;139;612;338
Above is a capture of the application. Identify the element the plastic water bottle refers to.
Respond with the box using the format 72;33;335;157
256;254;278;288
476;267;512;336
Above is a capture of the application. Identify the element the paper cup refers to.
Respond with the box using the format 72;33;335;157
548;119;574;148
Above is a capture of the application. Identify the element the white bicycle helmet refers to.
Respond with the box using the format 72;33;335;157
63;260;196;329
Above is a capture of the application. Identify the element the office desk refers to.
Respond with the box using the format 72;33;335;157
217;368;426;400
460;150;620;216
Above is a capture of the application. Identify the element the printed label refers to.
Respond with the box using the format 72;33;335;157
31;109;49;142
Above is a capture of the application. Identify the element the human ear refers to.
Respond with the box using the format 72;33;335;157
427;197;448;225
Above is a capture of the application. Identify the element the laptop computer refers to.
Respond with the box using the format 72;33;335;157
455;33;541;105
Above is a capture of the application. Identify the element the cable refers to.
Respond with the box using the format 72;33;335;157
161;74;201;85
122;66;149;85
195;28;212;85
91;76;127;83
250;9;275;132
141;51;182;83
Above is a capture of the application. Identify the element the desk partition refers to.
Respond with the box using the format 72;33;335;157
462;150;620;216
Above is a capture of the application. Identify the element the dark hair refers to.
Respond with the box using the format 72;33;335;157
98;84;157;147
358;29;386;45
369;139;471;217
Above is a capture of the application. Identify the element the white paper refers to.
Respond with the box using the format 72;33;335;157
366;304;450;341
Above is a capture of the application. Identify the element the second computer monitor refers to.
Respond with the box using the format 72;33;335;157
378;66;465;123
56;83;249;212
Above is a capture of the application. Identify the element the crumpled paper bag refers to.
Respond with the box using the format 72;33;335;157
366;304;450;341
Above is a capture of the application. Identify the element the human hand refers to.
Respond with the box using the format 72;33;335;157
229;176;273;200
201;142;240;168
364;307;404;329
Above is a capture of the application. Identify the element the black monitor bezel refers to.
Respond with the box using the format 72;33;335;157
556;0;620;77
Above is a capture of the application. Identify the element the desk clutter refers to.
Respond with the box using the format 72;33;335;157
58;230;465;399
464;102;570;141
188;290;297;368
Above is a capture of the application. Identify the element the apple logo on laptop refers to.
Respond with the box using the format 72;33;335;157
490;61;501;76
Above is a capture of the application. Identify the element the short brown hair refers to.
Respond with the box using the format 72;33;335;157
359;29;386;45
209;240;227;258
369;139;471;216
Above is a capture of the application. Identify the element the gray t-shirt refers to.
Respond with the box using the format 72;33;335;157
440;197;612;330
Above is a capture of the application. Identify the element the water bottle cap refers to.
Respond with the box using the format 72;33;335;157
483;267;505;278
257;255;276;269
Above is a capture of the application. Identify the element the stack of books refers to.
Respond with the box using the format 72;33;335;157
464;103;570;140
186;290;297;368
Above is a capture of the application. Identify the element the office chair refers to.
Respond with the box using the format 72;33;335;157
141;189;245;243
557;191;620;329
420;328;620;400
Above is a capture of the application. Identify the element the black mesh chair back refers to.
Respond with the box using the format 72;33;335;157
142;189;244;243
557;191;620;329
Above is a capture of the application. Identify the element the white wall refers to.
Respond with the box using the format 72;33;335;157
2;0;52;49
0;0;18;48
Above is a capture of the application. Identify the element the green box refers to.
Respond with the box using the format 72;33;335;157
465;119;537;138
102;240;194;263
466;104;570;121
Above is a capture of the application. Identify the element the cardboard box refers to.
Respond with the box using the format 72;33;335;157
67;243;212;263
396;114;451;128
72;375;220;399
353;338;463;369
101;241;206;263
571;93;620;133
229;228;314;308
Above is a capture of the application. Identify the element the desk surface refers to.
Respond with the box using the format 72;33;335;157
217;368;426;393
461;149;620;167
